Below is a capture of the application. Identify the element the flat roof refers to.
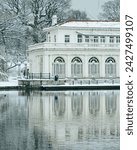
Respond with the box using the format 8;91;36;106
44;20;120;31
60;20;120;28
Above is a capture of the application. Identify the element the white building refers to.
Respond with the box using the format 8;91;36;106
28;17;120;80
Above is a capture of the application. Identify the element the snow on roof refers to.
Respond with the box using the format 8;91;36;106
43;20;120;31
60;20;120;28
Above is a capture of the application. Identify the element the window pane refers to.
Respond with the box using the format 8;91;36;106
116;36;120;43
109;36;114;43
85;35;89;42
100;36;105;43
65;35;70;43
94;36;98;43
77;34;83;43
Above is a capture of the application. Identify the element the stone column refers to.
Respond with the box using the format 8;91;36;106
67;56;72;78
106;36;110;44
100;56;106;78
43;55;49;73
49;55;52;76
116;55;120;77
83;55;88;78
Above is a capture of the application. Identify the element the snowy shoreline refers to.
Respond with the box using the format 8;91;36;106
0;81;120;91
0;80;18;87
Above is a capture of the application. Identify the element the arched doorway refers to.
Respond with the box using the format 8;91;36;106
53;57;65;78
71;57;83;78
88;57;100;77
105;57;116;77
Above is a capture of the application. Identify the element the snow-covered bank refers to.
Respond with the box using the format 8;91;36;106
0;78;120;90
0;78;18;87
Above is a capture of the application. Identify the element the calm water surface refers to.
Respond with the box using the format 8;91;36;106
0;90;120;150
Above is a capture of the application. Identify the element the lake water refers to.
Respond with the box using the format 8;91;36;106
0;90;120;150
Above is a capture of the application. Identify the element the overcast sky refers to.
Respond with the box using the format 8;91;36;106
71;0;109;19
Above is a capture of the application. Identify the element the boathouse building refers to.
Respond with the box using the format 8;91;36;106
28;16;120;80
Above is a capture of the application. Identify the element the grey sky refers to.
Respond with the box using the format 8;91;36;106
71;0;109;19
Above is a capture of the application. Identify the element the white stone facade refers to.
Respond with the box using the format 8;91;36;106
28;20;120;79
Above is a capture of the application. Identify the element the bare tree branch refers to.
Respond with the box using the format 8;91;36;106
98;0;120;21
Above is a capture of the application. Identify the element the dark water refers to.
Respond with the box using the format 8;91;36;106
0;90;120;150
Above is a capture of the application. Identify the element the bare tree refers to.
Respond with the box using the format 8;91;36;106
99;0;120;21
0;0;71;44
0;0;71;77
66;9;89;20
0;6;27;75
28;0;71;43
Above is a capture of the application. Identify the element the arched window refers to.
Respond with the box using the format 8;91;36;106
105;57;116;77
54;57;65;63
88;57;100;77
71;57;83;77
53;57;65;78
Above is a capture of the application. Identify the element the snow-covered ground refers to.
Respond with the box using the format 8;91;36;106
0;77;120;87
0;77;18;87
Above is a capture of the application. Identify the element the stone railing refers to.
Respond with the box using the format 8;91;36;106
28;42;119;51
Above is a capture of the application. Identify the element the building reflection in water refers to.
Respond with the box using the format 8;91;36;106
0;90;120;150
89;92;100;115
105;92;117;115
27;90;120;149
71;92;83;117
54;95;65;117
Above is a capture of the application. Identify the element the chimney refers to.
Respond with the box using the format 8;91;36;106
52;15;57;26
